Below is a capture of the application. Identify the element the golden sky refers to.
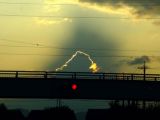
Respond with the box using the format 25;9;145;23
0;0;160;73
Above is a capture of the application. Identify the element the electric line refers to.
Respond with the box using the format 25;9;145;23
0;52;159;58
1;38;160;53
0;2;78;5
1;44;160;53
0;14;130;19
0;2;160;6
0;38;44;46
1;43;160;53
0;44;37;48
0;14;159;19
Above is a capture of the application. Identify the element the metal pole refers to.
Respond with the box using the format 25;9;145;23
144;61;146;81
143;100;146;110
15;71;18;78
57;99;61;107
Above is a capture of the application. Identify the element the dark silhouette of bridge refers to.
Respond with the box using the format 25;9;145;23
0;71;160;100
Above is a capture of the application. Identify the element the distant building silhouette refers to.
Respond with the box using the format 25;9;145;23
27;106;77;120
86;101;160;120
27;110;44;120
0;104;25;120
8;109;25;120
0;104;77;120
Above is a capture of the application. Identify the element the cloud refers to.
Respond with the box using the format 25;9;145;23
128;56;151;65
153;21;160;25
79;0;160;18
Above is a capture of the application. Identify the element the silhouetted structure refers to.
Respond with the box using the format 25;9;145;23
27;106;77;120
86;101;160;120
8;109;25;120
27;110;43;120
1;71;160;100
0;104;77;120
0;104;25;120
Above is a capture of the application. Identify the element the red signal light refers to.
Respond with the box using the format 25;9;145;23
71;84;77;91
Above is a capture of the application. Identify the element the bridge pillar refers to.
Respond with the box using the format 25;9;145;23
131;74;133;80
57;99;62;107
122;100;125;108
143;100;146;109
44;72;47;79
15;71;18;78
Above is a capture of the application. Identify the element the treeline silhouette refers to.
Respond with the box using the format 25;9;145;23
86;101;160;120
0;104;77;120
1;101;160;120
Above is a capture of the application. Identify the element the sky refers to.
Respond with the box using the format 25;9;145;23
0;0;160;73
0;0;160;115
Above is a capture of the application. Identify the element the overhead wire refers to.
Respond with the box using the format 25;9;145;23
0;52;159;58
0;2;160;6
0;14;159;19
1;38;160;53
0;2;78;5
0;38;39;46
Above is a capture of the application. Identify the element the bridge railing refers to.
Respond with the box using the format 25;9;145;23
0;71;160;81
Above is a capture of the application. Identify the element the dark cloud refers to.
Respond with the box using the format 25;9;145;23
79;0;160;17
128;56;151;65
153;21;160;25
79;0;160;4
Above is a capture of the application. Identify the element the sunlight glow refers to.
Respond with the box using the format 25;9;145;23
89;63;100;73
34;17;72;25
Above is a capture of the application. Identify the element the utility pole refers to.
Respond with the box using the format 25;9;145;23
144;61;146;81
57;99;62;107
138;61;147;81
138;61;147;108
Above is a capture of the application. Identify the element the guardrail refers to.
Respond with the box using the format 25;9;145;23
0;71;160;81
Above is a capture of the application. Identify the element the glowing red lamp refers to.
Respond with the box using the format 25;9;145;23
71;84;77;91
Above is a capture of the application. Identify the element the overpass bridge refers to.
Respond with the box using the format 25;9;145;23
0;71;160;101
